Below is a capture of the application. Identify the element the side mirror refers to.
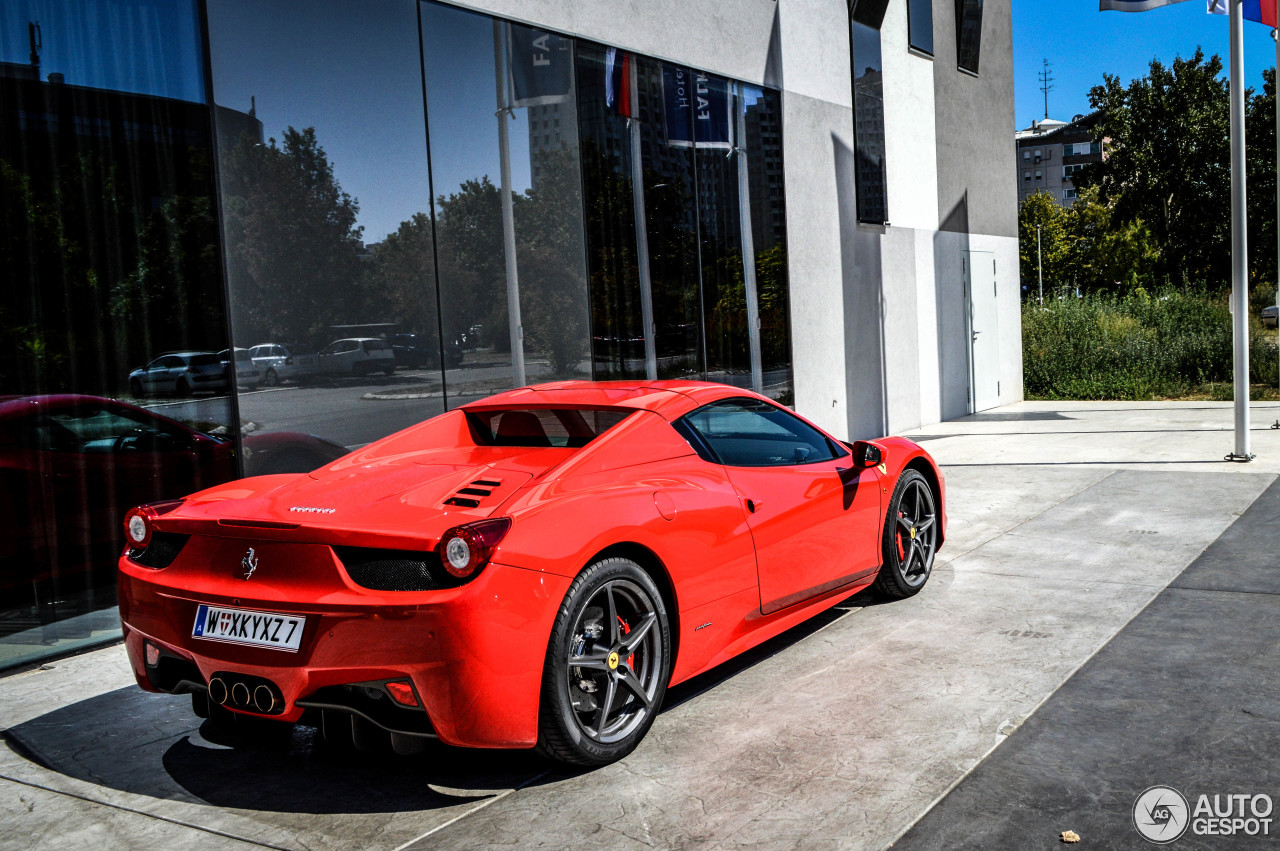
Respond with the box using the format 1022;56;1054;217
852;440;882;468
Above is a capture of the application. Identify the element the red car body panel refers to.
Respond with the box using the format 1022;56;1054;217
118;381;946;749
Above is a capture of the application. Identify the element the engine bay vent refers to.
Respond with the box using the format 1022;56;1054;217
443;478;502;508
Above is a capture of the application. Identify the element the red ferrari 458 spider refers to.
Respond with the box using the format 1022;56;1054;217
118;381;945;765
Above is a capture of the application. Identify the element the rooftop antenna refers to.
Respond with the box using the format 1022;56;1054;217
28;21;42;76
1038;59;1054;120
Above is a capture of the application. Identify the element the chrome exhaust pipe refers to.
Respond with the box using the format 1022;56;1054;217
230;681;250;708
252;684;277;714
208;676;228;705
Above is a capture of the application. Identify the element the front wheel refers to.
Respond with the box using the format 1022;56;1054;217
262;368;279;387
536;558;671;766
874;469;939;599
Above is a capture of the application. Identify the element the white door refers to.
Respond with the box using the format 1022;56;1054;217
964;250;1001;412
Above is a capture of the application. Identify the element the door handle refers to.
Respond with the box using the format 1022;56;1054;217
746;498;762;513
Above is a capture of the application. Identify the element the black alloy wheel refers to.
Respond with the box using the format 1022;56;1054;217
537;557;671;766
875;469;939;599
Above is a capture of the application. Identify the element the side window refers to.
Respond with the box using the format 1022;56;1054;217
956;0;983;74
677;398;842;467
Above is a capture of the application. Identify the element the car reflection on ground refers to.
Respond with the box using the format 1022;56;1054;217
0;394;348;627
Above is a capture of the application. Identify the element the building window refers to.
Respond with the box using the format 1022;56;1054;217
908;0;934;55
850;0;889;223
1023;171;1031;182
1034;170;1042;180
955;0;983;74
1064;188;1078;200
1023;149;1030;160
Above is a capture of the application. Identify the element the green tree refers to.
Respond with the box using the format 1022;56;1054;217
1246;66;1277;289
220;128;364;347
360;212;439;342
1067;185;1159;290
1075;50;1231;286
1018;190;1072;294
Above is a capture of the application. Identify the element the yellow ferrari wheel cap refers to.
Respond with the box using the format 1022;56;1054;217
608;651;620;670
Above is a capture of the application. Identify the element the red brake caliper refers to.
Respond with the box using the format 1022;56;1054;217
896;511;906;560
618;616;634;670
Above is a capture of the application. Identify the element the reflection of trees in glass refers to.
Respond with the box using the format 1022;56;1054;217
219;128;364;346
515;146;589;376
2;147;225;395
432;147;590;376
361;212;439;345
713;243;790;370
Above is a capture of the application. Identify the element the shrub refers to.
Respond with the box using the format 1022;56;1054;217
1023;288;1278;399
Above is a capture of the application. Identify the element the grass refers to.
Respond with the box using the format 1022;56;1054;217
1023;288;1280;401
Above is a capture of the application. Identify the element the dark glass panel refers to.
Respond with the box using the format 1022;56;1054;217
956;0;983;74
908;0;935;56
742;85;793;405
851;20;887;224
209;0;442;448
421;2;590;398
576;43;646;379
0;0;231;667
694;73;751;390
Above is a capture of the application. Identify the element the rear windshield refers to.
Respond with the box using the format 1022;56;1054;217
189;354;220;367
468;408;632;448
363;340;389;352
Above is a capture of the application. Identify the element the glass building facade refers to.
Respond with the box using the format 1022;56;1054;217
0;0;791;669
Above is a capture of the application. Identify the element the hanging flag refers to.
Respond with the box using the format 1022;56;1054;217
509;24;572;107
604;47;634;117
1100;0;1194;9
1207;0;1278;25
662;65;733;150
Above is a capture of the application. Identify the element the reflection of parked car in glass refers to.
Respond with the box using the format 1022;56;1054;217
386;334;464;369
0;395;349;595
128;352;227;398
247;343;319;386
317;337;396;376
1262;305;1278;329
218;348;262;390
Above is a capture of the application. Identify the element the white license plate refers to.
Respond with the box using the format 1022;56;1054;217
192;604;306;652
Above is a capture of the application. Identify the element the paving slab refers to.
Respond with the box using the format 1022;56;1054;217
895;477;1280;851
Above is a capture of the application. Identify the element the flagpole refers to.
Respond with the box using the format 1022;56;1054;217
1229;0;1253;460
494;20;526;388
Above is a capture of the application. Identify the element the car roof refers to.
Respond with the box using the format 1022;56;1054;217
459;380;762;420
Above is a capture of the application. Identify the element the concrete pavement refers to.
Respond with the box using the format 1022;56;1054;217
2;400;1278;849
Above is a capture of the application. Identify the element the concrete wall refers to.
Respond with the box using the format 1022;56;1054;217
440;0;1020;439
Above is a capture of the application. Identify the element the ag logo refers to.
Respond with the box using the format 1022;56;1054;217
1134;785;1190;844
240;548;259;581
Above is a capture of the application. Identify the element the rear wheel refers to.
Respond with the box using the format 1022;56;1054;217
536;558;671;766
129;378;144;398
263;367;279;387
874;469;938;599
176;376;194;397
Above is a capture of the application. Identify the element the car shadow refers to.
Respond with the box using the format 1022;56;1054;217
4;585;902;814
3;685;547;814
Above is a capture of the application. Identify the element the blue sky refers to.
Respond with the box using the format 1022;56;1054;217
1014;0;1279;129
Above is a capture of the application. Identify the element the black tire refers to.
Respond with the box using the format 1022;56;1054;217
536;557;671;767
874;469;939;599
263;368;279;387
129;378;144;398
176;376;194;397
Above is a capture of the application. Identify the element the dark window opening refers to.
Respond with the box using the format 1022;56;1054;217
850;18;887;224
956;0;983;74
908;0;934;55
